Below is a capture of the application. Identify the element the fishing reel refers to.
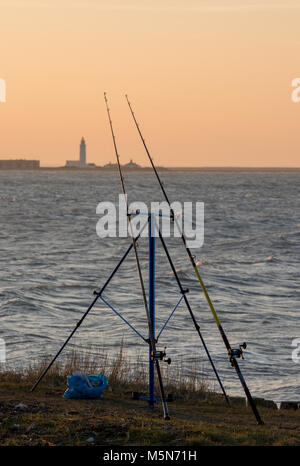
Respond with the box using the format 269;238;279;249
228;342;247;366
151;347;171;365
128;209;141;217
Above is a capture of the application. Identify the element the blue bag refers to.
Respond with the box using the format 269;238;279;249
63;372;108;399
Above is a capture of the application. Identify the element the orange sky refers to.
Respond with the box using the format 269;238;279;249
0;0;300;167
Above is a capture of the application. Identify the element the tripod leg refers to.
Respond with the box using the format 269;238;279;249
157;227;230;406
31;295;98;392
30;234;140;392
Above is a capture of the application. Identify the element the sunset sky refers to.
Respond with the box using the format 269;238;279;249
0;0;300;167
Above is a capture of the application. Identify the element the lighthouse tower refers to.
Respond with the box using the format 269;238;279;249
80;137;86;166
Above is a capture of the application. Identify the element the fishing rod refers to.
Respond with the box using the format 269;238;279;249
104;92;170;420
31;227;146;392
125;94;264;425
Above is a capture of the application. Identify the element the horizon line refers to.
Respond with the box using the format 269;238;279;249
40;164;300;169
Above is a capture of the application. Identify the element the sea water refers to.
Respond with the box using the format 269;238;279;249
0;169;299;402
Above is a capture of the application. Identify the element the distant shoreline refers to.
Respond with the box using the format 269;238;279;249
0;166;299;172
164;166;300;172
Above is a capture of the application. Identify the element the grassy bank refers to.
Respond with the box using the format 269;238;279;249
1;348;300;446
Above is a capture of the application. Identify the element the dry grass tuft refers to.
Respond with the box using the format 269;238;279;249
0;341;211;399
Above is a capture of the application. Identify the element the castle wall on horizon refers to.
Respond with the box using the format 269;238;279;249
0;159;40;169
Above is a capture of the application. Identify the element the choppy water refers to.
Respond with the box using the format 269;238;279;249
0;169;299;402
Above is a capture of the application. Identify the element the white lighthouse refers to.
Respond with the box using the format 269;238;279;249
65;137;92;167
80;137;86;166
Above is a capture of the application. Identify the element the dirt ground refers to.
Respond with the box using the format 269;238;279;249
1;379;300;446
